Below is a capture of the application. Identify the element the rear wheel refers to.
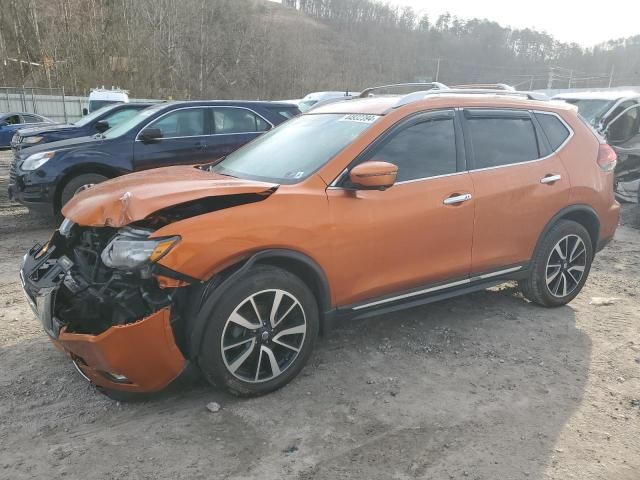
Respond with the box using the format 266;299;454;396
59;173;108;209
520;220;593;307
198;265;319;397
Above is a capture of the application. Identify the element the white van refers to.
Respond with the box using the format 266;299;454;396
86;87;129;113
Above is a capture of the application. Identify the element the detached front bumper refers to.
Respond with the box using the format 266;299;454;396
20;242;187;393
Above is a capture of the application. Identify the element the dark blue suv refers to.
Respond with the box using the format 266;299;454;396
8;100;299;214
10;102;154;152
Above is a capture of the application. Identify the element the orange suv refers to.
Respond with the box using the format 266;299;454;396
20;84;620;397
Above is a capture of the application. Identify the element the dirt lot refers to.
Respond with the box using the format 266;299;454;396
1;150;639;480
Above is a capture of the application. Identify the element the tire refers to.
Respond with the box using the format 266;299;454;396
519;220;593;307
59;173;109;209
197;265;319;397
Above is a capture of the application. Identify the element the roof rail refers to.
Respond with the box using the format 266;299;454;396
394;88;549;108
359;82;448;98
450;83;515;91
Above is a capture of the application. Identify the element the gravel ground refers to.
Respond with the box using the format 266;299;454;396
1;150;639;480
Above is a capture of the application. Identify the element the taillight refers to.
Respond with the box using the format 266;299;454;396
597;144;617;172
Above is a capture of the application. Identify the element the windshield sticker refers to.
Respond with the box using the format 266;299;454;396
339;114;378;123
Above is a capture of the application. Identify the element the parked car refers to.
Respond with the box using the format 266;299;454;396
0;112;53;148
8;100;299;214
298;91;359;112
553;90;640;203
20;85;619;399
11;102;154;152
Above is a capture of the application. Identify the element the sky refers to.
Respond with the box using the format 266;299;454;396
384;0;639;46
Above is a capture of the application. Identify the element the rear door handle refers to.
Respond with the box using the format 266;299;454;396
443;193;472;205
195;141;207;151
540;174;561;184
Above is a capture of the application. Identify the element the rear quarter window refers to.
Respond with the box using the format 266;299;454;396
535;112;570;150
267;106;300;120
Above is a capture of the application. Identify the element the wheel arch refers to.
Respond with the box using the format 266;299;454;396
185;249;333;359
535;205;600;259
54;163;121;211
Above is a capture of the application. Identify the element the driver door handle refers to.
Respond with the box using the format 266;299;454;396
540;174;562;184
443;193;472;205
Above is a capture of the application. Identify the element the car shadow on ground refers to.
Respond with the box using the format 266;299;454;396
1;285;591;479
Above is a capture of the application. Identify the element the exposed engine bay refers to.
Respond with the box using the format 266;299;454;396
28;223;178;335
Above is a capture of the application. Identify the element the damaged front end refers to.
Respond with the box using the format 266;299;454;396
20;220;190;392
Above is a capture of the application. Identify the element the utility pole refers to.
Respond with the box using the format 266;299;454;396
529;75;534;90
608;65;615;88
568;70;573;88
435;58;441;82
547;67;554;89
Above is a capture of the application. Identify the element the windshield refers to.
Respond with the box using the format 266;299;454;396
88;100;123;112
73;104;119;127
563;99;615;127
212;113;379;183
103;104;166;139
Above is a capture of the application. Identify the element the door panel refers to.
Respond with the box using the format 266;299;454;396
133;108;210;170
206;132;260;160
205;107;270;160
465;109;570;273
327;173;475;306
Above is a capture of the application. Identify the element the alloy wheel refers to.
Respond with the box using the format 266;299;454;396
221;289;307;383
545;234;587;298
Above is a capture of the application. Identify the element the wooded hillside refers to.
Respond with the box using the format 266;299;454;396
0;0;638;99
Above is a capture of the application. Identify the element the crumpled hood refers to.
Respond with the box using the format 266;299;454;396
61;165;278;227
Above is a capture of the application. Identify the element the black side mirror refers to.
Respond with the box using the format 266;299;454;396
139;127;163;143
82;108;88;116
0;121;7;127
95;120;110;133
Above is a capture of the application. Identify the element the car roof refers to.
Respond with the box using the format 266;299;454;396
307;93;574;116
552;90;640;101
303;91;358;101
158;100;297;108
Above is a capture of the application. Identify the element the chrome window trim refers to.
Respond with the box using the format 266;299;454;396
352;265;523;310
134;105;273;142
327;170;467;190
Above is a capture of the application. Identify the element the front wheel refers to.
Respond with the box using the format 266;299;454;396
520;220;593;307
198;265;319;397
59;173;108;209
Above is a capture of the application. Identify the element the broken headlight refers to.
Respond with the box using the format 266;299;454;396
100;227;180;270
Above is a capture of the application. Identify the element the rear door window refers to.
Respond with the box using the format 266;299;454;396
465;110;540;169
266;106;300;120
213;108;270;134
22;114;43;123
534;112;570;150
366;111;457;182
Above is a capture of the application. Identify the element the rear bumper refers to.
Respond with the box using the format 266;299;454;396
20;242;187;393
